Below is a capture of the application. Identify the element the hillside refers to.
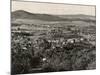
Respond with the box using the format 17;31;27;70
11;10;63;21
12;10;96;22
58;15;95;22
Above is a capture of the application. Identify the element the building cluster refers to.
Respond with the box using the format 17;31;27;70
33;37;88;50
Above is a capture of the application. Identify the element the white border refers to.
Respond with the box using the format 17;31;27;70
14;0;96;5
0;0;98;75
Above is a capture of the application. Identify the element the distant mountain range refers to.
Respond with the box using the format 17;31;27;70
12;10;96;22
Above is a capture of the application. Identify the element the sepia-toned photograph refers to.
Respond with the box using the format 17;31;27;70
11;0;96;75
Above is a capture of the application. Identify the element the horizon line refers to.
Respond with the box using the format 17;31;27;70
12;10;96;17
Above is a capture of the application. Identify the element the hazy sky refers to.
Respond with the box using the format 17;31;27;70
12;1;95;16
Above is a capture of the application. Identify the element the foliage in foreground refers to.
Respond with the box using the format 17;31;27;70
11;33;96;74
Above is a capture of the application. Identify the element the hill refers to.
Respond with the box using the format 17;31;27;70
58;14;95;22
11;10;64;21
12;10;96;22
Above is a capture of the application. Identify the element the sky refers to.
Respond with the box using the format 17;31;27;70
12;1;96;16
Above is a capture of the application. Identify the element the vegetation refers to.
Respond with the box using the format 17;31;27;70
11;10;96;74
11;28;96;74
